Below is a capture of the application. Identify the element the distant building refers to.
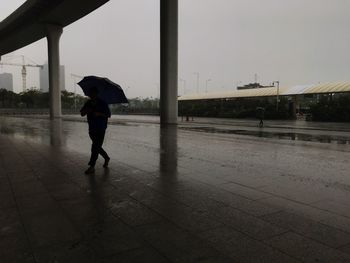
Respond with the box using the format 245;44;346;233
237;82;272;90
40;62;65;92
0;73;13;91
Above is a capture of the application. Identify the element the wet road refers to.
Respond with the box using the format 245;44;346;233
1;115;350;261
0;115;349;190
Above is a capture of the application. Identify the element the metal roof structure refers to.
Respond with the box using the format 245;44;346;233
179;82;350;101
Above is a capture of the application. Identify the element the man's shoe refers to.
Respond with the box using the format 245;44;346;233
103;157;110;168
85;166;95;174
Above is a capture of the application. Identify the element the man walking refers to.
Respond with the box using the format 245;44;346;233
256;107;265;128
80;87;111;174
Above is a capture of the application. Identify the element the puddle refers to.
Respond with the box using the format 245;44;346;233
181;126;350;144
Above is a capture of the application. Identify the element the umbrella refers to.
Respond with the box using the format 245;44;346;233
78;76;128;104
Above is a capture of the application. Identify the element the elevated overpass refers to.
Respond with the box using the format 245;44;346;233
0;0;179;124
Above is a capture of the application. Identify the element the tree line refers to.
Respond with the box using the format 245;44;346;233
1;88;350;121
0;88;159;114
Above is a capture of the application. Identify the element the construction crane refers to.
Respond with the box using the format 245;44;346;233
0;56;43;92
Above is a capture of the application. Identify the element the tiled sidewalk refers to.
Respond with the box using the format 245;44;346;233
1;134;350;262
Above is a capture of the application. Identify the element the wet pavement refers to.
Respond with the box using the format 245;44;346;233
1;116;350;262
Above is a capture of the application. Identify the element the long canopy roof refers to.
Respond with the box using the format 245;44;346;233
0;0;109;56
179;82;350;101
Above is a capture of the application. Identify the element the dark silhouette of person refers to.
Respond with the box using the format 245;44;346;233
256;107;265;128
80;87;111;174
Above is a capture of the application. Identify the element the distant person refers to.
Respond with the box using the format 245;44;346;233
256;107;265;128
80;87;111;174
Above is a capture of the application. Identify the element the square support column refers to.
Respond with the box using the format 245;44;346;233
46;24;63;119
160;0;178;125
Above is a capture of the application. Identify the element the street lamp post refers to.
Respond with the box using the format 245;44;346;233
180;78;186;95
71;73;83;111
273;81;280;112
126;86;131;97
205;79;212;93
193;72;199;93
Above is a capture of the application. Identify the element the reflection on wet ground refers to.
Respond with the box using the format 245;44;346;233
1;115;350;262
181;126;350;144
2;115;350;146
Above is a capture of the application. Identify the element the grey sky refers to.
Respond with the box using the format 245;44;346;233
0;0;350;97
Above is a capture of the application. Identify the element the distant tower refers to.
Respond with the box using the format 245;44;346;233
21;65;26;91
254;73;258;83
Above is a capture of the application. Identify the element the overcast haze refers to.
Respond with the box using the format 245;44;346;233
0;0;350;97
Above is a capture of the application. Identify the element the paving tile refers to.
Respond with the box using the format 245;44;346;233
179;192;230;215
0;179;13;195
16;192;57;216
186;172;229;186
84;218;144;258
130;186;223;232
33;243;94;263
103;247;170;263
110;198;163;226
259;196;350;234
266;232;350;262
7;171;37;184
0;251;35;263
22;212;81;248
37;173;70;186
59;196;106;227
208;189;281;217
164;205;224;233
197;226;300;263
208;205;287;240
311;200;350;218
261;211;350;248
0;207;24;237
193;256;236;263
11;179;48;197
258;184;326;204
89;234;143;258
0;193;16;209
218;182;272;200
135;221;226;262
339;243;350;255
45;183;85;201
0;235;34;263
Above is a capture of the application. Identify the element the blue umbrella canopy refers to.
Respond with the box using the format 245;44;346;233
78;76;128;104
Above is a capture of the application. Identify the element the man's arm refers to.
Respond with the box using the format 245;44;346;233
80;101;92;116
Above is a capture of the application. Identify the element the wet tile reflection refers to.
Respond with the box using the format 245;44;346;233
49;119;65;147
159;125;178;177
1;116;350;262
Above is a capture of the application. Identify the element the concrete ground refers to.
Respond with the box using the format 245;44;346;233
1;116;350;262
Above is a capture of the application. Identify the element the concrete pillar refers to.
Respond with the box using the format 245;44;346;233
46;24;63;119
160;0;178;125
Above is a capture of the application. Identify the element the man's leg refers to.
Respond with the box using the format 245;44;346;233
88;132;100;167
99;147;109;160
97;130;110;167
259;119;263;127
